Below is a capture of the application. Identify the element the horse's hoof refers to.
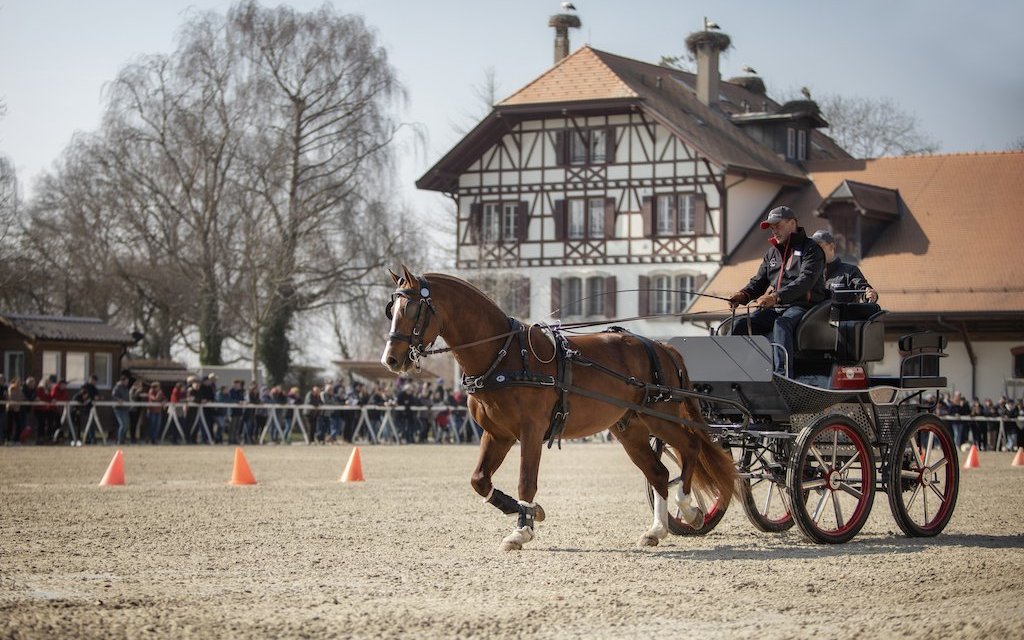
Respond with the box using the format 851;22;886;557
533;503;546;522
638;535;660;547
500;540;523;552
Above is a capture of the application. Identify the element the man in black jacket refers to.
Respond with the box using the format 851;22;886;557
810;229;878;302
728;206;828;376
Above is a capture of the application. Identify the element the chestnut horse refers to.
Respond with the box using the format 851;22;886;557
380;267;737;550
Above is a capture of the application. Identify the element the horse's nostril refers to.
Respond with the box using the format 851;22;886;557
386;356;398;368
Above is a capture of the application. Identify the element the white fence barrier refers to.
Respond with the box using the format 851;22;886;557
0;400;478;446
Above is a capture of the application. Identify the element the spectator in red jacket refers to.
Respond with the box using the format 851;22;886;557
49;379;69;443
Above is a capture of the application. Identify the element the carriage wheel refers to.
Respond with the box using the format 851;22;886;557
645;438;727;535
886;415;959;537
740;438;795;533
786;416;875;544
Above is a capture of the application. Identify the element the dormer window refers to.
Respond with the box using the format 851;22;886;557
557;127;615;166
786;127;808;161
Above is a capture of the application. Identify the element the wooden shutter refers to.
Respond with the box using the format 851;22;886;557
604;197;616;239
550;278;562;319
553;199;566;241
468;202;483;244
605;126;617;164
554;130;567;167
694;194;707;236
641;196;653;237
517;201;529;242
604;275;617;318
516;277;531;318
638;275;650;316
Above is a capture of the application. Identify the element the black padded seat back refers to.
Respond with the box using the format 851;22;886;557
795;301;837;353
899;331;947;378
830;302;881;323
837;310;886;363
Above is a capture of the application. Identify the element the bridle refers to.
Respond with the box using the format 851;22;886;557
385;275;440;367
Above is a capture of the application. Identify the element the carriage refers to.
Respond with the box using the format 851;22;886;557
648;294;958;544
381;268;958;549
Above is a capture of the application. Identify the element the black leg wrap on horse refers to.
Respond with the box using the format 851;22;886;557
517;507;535;530
487;489;521;515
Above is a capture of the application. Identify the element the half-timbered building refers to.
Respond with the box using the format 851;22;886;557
417;24;849;340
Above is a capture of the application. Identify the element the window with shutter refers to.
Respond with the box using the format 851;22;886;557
550;278;562;318
638;275;650;316
604;275;617;318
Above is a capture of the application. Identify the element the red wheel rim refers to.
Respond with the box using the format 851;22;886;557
798;423;873;537
897;423;955;531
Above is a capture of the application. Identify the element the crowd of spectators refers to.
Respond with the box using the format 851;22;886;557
0;372;476;447
936;391;1022;451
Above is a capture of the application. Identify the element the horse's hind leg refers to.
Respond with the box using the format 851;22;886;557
614;423;671;547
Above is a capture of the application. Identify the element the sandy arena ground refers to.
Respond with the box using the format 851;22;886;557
1;442;1022;639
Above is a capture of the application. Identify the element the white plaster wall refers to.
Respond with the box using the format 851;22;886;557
724;178;781;255
870;339;1021;400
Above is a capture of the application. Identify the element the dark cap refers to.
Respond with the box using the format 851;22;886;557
759;206;797;229
811;229;835;244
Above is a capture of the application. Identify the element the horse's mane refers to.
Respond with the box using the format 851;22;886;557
423;272;506;316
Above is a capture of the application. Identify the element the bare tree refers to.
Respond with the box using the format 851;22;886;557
0;155;17;294
225;1;412;382
814;93;940;158
1009;136;1024;151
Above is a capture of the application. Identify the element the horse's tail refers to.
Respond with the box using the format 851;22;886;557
663;343;740;510
685;424;740;511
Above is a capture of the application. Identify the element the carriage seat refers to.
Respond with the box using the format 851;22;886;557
795;299;885;364
871;332;947;388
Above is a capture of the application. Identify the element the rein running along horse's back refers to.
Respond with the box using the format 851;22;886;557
380;266;737;551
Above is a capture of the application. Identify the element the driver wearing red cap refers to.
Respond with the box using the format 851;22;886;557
728;206;827;377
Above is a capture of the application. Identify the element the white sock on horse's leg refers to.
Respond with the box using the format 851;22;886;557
647;491;669;539
674;485;704;527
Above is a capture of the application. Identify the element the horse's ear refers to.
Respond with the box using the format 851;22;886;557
401;264;416;287
389;268;401;286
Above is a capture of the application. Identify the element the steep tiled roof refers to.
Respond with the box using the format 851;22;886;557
690;152;1024;316
500;46;638;105
419;45;852;192
0;314;137;344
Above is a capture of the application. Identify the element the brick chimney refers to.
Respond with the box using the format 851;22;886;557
549;13;581;63
685;28;732;108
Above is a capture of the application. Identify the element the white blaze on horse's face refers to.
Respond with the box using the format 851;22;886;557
380;297;407;374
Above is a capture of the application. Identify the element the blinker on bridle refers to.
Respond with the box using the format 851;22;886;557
385;276;437;366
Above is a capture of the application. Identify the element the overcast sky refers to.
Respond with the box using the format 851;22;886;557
2;0;1023;219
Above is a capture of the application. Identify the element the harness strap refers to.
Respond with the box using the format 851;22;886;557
544;331;574;450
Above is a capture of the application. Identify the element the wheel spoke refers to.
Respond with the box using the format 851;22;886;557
832;429;839;468
810;446;830;472
927;482;947;504
838;450;861;474
922;484;929;522
761;482;776;516
837;481;863;500
802;478;827;491
900;469;920;480
926;457;948;475
831;490;845;529
912;437;926;469
905;481;922;511
923;431;935;468
811;490;829;523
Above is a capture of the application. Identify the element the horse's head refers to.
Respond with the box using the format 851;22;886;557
380;265;441;374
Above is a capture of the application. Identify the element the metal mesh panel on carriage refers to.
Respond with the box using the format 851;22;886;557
790;403;874;437
773;375;863;415
873;404;927;446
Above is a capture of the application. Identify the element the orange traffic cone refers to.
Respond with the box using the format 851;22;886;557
963;444;980;469
340;447;364;482
1012;448;1024;467
99;450;125;486
229;447;257;485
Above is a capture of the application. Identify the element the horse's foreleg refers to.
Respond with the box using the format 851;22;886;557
499;425;546;551
615;423;671;546
653;425;705;527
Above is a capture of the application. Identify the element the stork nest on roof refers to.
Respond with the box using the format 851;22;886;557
685;31;731;55
779;99;821;115
727;76;766;95
548;14;582;28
